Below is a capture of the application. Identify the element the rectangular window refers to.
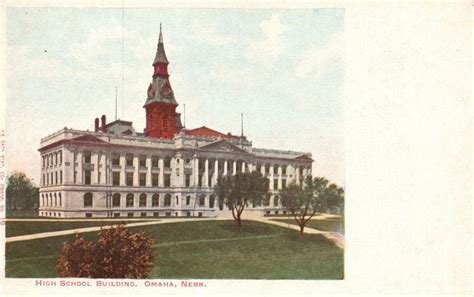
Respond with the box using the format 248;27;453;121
55;172;58;184
187;212;191;217
282;179;286;189
60;171;63;184
126;154;133;166
185;174;191;187
164;158;171;168
273;179;278;190
112;154;120;166
198;212;203;217
85;213;92;218
165;212;171;217
43;174;45;186
186;195;191;206
164;174;171;187
139;173;146;186
139;155;146;167
127;212;134;217
153;212;159;217
140;212;147;217
114;213;120;217
84;151;91;164
113;172;120;186
152;174;158;187
126;172;133;186
84;170;91;185
152;156;159;168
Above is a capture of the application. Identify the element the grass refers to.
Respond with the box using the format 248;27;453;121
272;218;345;234
5;220;344;279
6;220;151;237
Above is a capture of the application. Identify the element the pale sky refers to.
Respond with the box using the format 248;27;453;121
6;8;344;186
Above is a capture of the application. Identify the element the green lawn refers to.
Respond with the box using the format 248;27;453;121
272;218;345;234
6;220;152;237
5;220;344;279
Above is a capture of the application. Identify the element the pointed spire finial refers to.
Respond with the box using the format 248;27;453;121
159;23;163;44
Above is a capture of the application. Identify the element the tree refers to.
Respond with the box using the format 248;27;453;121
56;224;155;278
6;172;38;211
280;176;344;239
215;171;269;230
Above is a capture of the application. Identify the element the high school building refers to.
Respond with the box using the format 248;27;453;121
38;28;313;218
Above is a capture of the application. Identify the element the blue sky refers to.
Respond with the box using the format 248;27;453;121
6;7;344;186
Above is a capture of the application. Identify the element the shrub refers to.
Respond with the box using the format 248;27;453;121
56;224;155;278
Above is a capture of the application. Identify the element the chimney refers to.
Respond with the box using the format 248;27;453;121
94;118;99;132
101;115;106;132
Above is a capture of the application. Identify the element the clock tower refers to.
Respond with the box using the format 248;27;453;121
144;25;182;139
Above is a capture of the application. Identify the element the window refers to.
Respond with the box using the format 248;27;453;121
113;172;120;186
59;193;62;207
112;154;120;166
164;157;171;168
186;195;191;206
83;193;93;207
175;196;179;205
139;173;146;186
126;193;134;207
198;212;202;217
84;170;91;185
164;174;171;187
141;212;147;217
199;194;205;207
85;213;92;218
139;155;146;167
126;154;133;166
60;171;63;184
152;156;159;168
54;153;58;165
127;212;134;217
185;174;191;187
273;179;278;190
126;172;133;186
153;212;159;217
164;194;171;207
152;194;159;207
187;212;191;217
166;212;171;217
46;174;49;185
43;174;45;186
152;174;158;186
112;193;121;207
114;213;120;217
282;165;287;175
59;151;62;164
84;151;91;164
265;164;270;173
55;172;58;184
139;194;147;207
273;196;280;207
282;179;287;189
209;195;215;208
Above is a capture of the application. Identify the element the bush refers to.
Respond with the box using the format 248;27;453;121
56;224;155;278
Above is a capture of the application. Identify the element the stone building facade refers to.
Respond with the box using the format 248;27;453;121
38;28;313;218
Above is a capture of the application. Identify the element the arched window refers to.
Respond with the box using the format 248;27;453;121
273;196;280;207
59;193;62;207
199;194;205;207
41;194;44;207
83;193;93;207
209;195;215;208
126;193;134;208
139;193;147;207
112;193;121;207
54;193;57;206
152;194;159;207
164;194;171;207
48;194;52;206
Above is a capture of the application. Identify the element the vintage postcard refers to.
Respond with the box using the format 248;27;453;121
0;1;471;297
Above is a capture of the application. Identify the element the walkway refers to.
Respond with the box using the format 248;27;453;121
5;216;344;249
